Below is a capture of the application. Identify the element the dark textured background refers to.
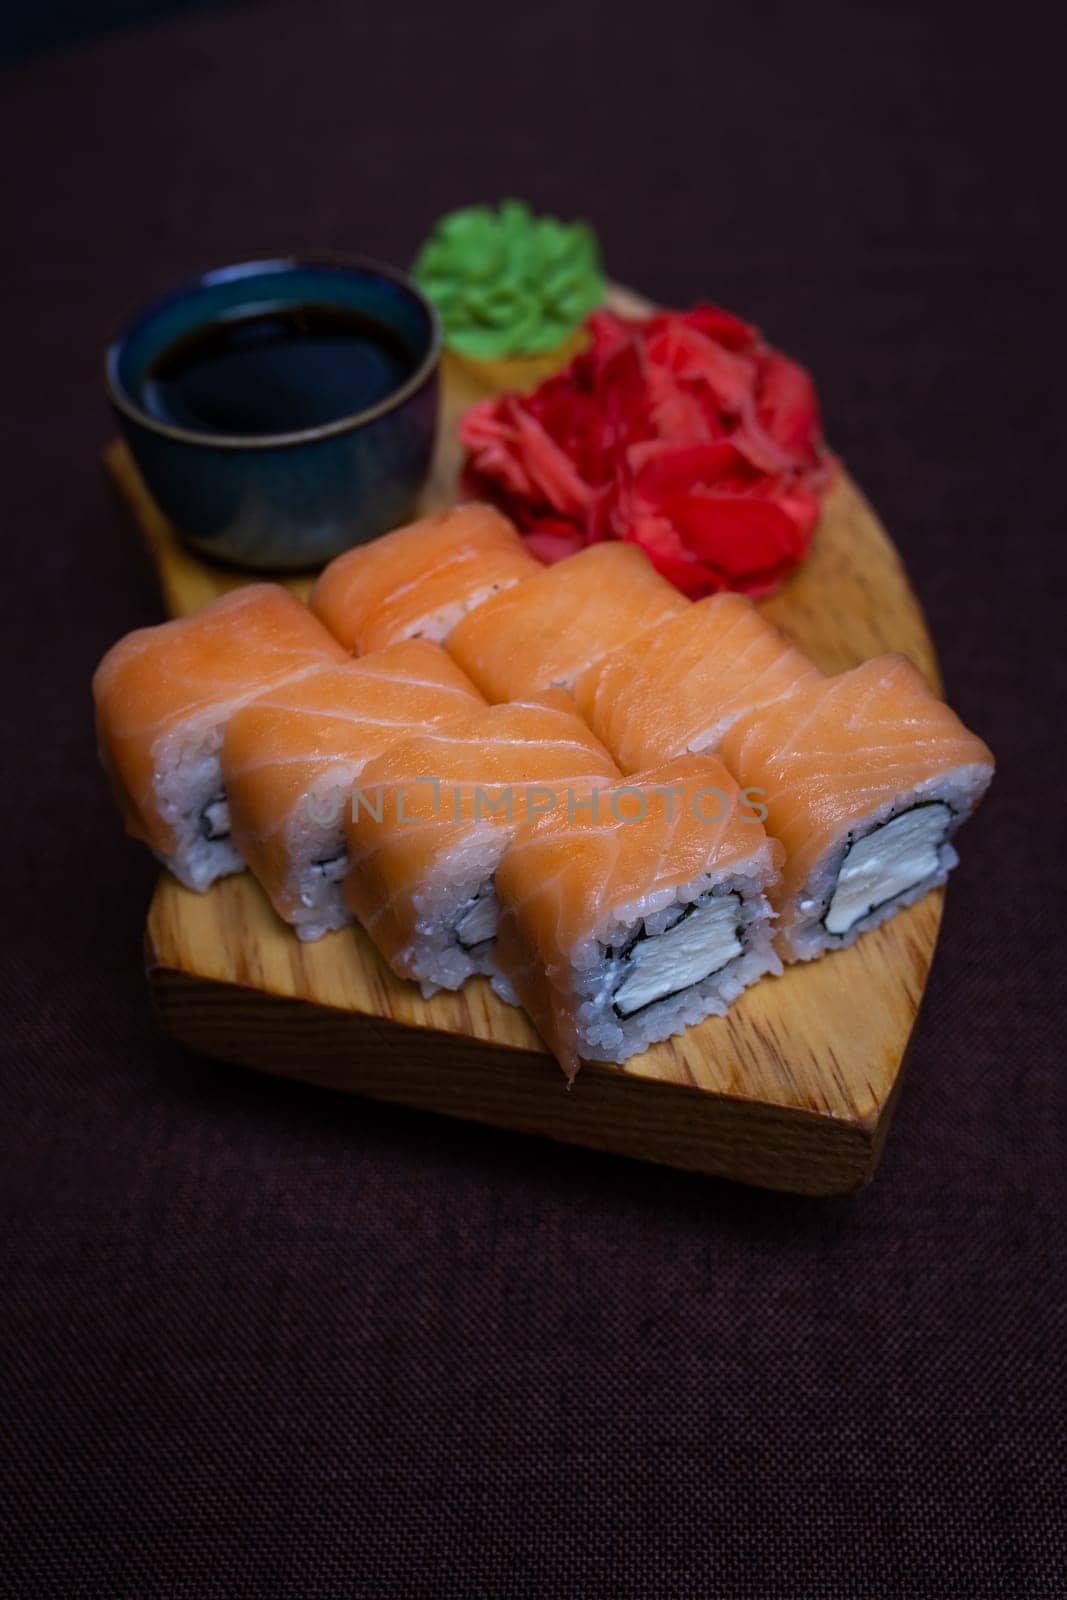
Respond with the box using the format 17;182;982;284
2;2;1064;1595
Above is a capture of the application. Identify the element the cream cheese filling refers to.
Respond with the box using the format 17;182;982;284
200;797;231;840
612;894;743;1018
824;802;952;936
454;884;500;951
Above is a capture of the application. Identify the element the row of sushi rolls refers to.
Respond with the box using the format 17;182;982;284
93;502;995;1080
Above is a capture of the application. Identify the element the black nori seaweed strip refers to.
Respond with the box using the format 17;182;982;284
311;854;346;877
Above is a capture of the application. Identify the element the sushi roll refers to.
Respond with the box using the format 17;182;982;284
309;503;541;655
92;584;346;892
342;693;619;995
492;754;784;1079
222;641;485;941
719;653;995;962
575;592;821;772
446;543;690;703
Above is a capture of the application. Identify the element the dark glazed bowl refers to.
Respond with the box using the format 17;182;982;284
105;256;441;571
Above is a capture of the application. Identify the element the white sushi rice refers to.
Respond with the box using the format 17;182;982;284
288;851;351;942
781;763;993;962
271;763;366;942
141;662;341;897
152;721;244;892
392;824;507;997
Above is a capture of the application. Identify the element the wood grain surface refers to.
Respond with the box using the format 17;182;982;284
106;286;944;1196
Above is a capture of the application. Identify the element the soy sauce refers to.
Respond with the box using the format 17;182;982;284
141;303;417;436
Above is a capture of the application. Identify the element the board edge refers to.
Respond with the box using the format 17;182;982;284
145;950;892;1198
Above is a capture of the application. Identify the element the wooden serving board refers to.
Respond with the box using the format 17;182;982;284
104;286;943;1197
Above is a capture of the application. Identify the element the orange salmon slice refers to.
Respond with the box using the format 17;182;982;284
446;542;690;703
310;503;540;654
575;591;820;771
92;583;346;879
222;639;485;936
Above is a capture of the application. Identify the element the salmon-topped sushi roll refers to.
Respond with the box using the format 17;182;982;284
719;654;995;962
445;543;690;703
222;641;484;941
342;693;619;995
492;755;783;1079
575;592;821;772
309;503;540;654
93;584;346;891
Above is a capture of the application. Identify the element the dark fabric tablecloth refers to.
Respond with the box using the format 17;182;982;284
2;2;1064;1595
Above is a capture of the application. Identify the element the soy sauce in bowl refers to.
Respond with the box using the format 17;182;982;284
106;256;440;570
140;303;418;437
